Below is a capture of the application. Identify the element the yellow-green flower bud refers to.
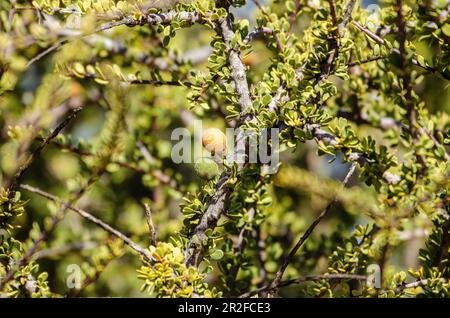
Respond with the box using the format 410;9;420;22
194;157;219;180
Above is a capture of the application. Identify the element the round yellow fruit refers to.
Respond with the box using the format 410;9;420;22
202;128;227;156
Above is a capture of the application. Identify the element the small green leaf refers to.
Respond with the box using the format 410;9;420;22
210;249;224;260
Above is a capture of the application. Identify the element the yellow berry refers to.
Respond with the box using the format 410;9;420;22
202;128;227;156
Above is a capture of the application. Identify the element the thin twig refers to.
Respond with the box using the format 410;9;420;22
251;0;283;52
243;27;274;45
26;39;68;67
288;0;302;32
144;204;157;246
377;278;449;294
268;163;358;294
27;11;205;67
255;227;268;288
34;241;98;260
227;207;256;285
0;171;98;292
347;55;384;67
240;273;366;298
8;106;83;193
338;0;357;33
351;20;386;45
395;0;417;136
8;1;16;26
64;72;193;87
129;79;193;86
20;184;155;264
351;19;450;81
35;137;183;191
